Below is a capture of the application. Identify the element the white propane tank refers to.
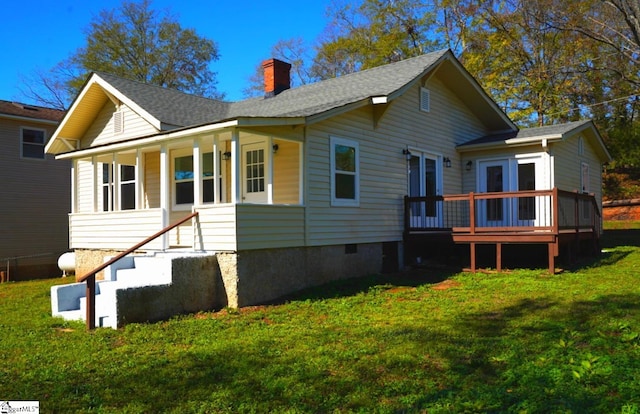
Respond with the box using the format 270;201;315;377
57;252;76;276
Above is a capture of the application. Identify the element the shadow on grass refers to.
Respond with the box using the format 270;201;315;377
602;229;640;248
276;265;456;303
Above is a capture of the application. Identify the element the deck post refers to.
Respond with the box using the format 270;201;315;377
470;242;476;273
496;243;502;272
469;192;476;234
548;242;555;274
86;274;96;330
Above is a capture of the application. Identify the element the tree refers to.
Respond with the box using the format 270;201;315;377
311;0;444;79
21;0;222;109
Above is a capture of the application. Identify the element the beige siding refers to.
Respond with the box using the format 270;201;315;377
144;151;161;208
76;159;94;213
197;204;239;251
273;139;300;204
69;209;164;250
0;117;70;259
81;101;158;148
305;78;490;246
551;135;603;209
236;205;305;250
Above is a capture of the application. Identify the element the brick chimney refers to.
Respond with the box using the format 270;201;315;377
262;58;291;97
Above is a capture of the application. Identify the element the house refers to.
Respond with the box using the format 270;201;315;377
0;100;69;280
47;49;611;328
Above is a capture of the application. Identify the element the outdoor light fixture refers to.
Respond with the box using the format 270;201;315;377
402;148;412;161
222;151;231;160
443;157;452;168
272;144;279;153
466;160;473;171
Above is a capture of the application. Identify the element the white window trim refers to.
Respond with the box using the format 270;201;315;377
20;126;47;160
330;136;360;207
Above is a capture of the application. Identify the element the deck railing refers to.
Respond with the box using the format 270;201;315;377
76;211;199;330
405;188;601;236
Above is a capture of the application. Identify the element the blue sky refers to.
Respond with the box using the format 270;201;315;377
0;0;330;104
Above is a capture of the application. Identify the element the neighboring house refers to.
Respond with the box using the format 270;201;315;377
47;50;610;326
0;100;69;280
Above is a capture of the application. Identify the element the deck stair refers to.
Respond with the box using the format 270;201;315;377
51;252;216;329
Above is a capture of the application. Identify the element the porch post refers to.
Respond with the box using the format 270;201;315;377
193;139;202;206
91;156;98;212
213;135;220;204
231;129;240;203
267;136;274;204
135;149;143;209
160;143;170;249
71;159;77;214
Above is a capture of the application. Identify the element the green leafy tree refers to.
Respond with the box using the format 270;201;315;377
311;0;443;79
21;0;222;109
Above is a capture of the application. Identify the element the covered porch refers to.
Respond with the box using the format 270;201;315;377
66;126;304;252
404;188;602;273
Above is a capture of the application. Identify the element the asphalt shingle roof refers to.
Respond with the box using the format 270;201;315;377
459;120;593;147
0;100;65;122
96;49;450;128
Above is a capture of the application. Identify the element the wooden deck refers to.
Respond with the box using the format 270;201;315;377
404;188;601;274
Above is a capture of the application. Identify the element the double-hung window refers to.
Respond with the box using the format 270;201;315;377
100;162;136;211
330;136;359;206
173;150;217;206
21;127;46;159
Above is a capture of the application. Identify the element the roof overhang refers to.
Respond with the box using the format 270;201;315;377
52;116;306;160
458;120;612;163
46;73;163;155
0;113;60;126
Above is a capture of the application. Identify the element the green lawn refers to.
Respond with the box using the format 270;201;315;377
2;231;640;413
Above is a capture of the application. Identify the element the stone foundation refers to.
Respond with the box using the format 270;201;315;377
71;242;386;318
219;243;384;307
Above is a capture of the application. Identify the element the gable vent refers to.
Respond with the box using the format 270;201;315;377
420;87;431;113
113;110;124;134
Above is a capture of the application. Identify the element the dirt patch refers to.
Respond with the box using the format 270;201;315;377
431;280;461;290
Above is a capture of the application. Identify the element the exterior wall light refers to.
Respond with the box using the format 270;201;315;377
466;160;473;171
444;157;452;168
402;148;412;161
272;144;279;153
222;151;232;160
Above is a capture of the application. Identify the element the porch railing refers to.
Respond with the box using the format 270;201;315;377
404;188;601;236
76;211;199;330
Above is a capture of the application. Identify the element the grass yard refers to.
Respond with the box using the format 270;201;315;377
1;229;640;413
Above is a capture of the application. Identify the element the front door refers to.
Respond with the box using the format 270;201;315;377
241;141;268;203
478;160;510;226
408;152;443;228
478;156;548;227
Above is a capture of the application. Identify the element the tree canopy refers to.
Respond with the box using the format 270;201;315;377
22;0;222;110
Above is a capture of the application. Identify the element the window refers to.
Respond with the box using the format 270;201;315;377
202;152;216;203
101;163;114;212
245;148;265;193
120;165;136;210
420;87;431;112
330;137;359;206
21;127;46;159
100;162;136;211
174;154;194;205
581;162;590;193
517;163;536;220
